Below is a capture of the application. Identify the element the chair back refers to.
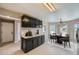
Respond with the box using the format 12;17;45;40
65;34;70;42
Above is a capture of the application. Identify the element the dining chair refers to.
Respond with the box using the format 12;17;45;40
61;34;71;48
50;34;57;43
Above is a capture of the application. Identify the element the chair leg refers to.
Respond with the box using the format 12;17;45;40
53;39;54;42
64;42;66;48
69;42;71;48
51;40;52;44
50;39;55;43
64;42;67;48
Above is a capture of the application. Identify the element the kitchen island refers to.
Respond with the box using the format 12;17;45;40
21;34;45;53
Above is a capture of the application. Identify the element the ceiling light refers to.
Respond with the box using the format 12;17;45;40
48;3;56;11
43;3;53;11
43;3;56;12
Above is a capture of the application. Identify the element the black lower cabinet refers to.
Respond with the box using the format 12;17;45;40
41;35;45;44
21;35;45;53
32;37;38;48
37;36;42;46
22;38;33;53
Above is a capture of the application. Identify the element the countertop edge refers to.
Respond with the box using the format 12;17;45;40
21;34;44;39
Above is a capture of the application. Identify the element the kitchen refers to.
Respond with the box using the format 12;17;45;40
21;14;45;53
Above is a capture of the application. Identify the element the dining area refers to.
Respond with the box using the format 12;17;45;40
50;33;71;48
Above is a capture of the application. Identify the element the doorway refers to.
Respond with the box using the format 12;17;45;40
0;19;15;46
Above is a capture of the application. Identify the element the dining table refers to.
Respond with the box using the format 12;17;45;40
52;35;66;44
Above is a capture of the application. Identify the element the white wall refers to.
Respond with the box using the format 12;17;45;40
42;20;49;42
0;7;22;19
15;21;21;43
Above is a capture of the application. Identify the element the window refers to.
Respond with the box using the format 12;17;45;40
60;25;68;36
49;24;55;35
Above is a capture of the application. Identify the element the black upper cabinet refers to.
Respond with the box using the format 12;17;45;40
21;15;42;28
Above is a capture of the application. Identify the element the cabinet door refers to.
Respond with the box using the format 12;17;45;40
28;22;31;27
21;38;23;50
37;36;42;46
24;39;33;52
32;37;38;48
22;21;26;27
34;21;36;27
41;35;45;44
31;20;35;27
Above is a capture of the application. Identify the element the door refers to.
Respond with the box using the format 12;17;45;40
1;21;14;43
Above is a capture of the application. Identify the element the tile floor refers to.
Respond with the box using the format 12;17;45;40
0;42;73;55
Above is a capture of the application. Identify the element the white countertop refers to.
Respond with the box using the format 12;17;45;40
22;34;44;39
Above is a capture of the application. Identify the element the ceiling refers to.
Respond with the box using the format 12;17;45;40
0;3;79;22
